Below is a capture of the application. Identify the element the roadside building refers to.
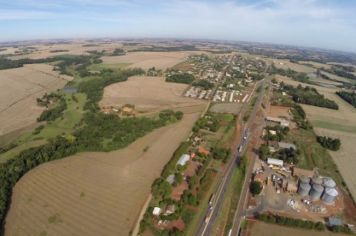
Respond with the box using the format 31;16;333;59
267;158;283;167
265;116;290;127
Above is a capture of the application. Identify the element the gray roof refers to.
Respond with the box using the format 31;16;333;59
328;217;343;226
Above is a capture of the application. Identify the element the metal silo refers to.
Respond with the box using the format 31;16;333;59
323;177;336;188
322;188;338;204
311;176;323;185
299;175;310;186
298;183;311;197
309;184;324;201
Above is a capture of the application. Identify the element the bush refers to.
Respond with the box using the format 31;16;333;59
317;136;341;151
250;181;262;196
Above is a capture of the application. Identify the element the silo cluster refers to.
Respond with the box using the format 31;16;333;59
297;176;338;204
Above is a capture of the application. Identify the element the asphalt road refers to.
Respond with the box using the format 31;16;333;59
196;78;267;236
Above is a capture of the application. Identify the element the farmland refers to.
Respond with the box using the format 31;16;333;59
101;51;198;70
4;76;207;236
0;64;72;136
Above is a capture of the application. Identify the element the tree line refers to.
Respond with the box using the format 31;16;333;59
336;91;356;108
282;83;339;110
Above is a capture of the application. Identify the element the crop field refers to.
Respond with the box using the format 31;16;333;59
268;59;316;73
100;76;205;114
0;64;72;136
4;78;207;236
245;221;349;236
101;51;197;70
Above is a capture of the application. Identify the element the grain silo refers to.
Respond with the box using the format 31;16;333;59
309;184;324;201
323;177;336;188
311;176;323;185
298;182;311;197
322;188;338;204
299;175;310;186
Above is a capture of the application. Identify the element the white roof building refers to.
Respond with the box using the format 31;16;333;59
166;174;175;184
152;207;161;216
177;154;190;166
267;158;284;167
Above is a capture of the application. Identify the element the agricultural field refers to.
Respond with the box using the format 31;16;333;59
100;76;205;114
245;221;350;236
101;51;198;70
0;64;72;136
276;74;356;199
4;77;207;236
267;59;316;73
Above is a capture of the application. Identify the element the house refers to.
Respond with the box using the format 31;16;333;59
177;154;190;166
267;158;283;167
152;207;161;216
164;205;176;215
278;142;297;150
198;146;210;156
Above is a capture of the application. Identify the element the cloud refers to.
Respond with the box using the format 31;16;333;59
1;0;356;52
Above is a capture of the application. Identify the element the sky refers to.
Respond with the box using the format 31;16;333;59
1;0;356;52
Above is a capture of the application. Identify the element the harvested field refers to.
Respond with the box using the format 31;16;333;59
100;76;205;114
5;77;207;236
0;64;72;136
101;51;198;70
245;221;349;236
268;59;315;73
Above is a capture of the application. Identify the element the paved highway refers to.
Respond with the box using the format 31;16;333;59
196;78;267;236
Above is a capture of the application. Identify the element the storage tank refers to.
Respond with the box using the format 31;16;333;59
311;176;323;185
299;176;310;186
309;184;324;201
323;177;336;188
298;183;311;197
322;188;338;204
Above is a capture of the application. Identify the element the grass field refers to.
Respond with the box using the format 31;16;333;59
4;77;207;236
0;64;72;136
88;62;131;72
245;221;350;236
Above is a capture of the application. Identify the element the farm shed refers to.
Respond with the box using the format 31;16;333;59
267;158;283;167
177;154;190;166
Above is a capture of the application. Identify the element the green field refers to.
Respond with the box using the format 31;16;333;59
286;129;344;187
312;120;356;134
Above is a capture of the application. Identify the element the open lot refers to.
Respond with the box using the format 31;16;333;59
101;51;198;70
0;64;72;136
245;221;349;236
5;77;207;236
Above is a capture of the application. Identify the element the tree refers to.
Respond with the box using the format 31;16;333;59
250;181;262;196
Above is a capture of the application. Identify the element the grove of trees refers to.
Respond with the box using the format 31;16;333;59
166;73;195;84
336;91;356;108
316;136;341;151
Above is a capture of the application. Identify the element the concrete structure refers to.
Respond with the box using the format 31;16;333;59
322;188;338;204
310;184;324;201
327;217;343;227
278;142;297;150
177;154;190;166
267;158;283;167
152;207;161;216
323;177;336;188
298;182;311;197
